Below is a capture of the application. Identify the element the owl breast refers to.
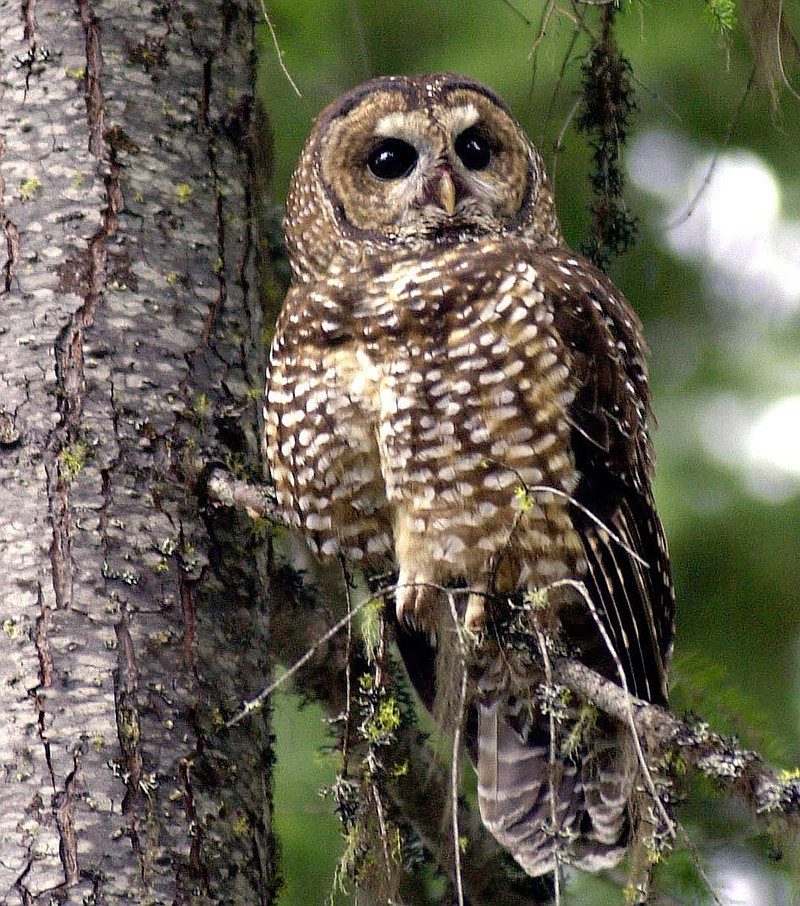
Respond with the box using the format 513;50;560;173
266;236;587;613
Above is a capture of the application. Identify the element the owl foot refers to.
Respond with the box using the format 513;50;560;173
395;574;438;632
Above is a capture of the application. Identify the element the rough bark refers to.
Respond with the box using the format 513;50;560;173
0;2;279;903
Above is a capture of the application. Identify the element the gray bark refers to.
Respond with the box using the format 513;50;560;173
0;1;278;903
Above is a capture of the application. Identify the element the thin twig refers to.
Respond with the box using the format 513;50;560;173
667;69;755;230
446;591;469;906
370;597;395;886
339;557;355;775
776;0;800;101
552;578;675;838
525;485;649;567
346;0;372;79
500;0;532;26
541;17;583;162
257;0;302;98
629;71;682;124
371;776;394;884
529;0;558;61
551;93;582;185
552;579;725;906
225;595;372;727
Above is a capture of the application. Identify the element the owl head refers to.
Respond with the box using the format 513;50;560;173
284;73;563;282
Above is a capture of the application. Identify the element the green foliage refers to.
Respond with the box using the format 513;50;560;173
703;0;738;34
671;651;792;765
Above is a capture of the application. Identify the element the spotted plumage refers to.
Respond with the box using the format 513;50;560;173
265;73;674;880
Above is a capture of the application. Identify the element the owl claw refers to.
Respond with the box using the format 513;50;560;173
465;593;486;632
396;577;437;632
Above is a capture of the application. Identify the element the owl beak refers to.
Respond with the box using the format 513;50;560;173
437;170;457;216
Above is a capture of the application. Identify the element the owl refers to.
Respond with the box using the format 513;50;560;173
265;73;674;881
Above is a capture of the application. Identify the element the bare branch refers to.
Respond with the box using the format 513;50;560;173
551;657;800;826
225;596;372;728
211;467;799;905
206;465;285;523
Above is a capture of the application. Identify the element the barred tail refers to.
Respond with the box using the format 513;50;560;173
476;698;636;876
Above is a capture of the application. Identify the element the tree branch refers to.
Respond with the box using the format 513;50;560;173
206;465;283;522
551;657;800;826
207;467;800;900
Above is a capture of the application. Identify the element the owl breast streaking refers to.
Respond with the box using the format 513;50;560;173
265;73;674;881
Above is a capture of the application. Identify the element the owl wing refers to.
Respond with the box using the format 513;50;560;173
537;249;674;704
395;248;673;706
472;249;674;876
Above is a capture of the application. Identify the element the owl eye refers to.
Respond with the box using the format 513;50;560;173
367;139;419;180
455;126;492;171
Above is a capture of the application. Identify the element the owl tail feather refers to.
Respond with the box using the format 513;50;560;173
475;698;636;877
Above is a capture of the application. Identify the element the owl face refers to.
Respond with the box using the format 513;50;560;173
285;74;562;280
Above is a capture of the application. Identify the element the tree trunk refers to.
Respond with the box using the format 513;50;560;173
0;1;279;903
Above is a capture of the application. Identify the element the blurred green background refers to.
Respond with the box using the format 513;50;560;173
258;2;800;903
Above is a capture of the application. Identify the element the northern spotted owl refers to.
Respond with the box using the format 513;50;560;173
265;73;674;880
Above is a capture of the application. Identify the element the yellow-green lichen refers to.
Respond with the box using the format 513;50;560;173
232;815;251;837
364;696;401;744
3;618;20;640
20;177;42;202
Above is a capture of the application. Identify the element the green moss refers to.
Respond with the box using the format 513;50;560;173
60;442;88;480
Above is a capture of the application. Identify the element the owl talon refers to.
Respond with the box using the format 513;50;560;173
396;577;437;632
465;593;486;632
